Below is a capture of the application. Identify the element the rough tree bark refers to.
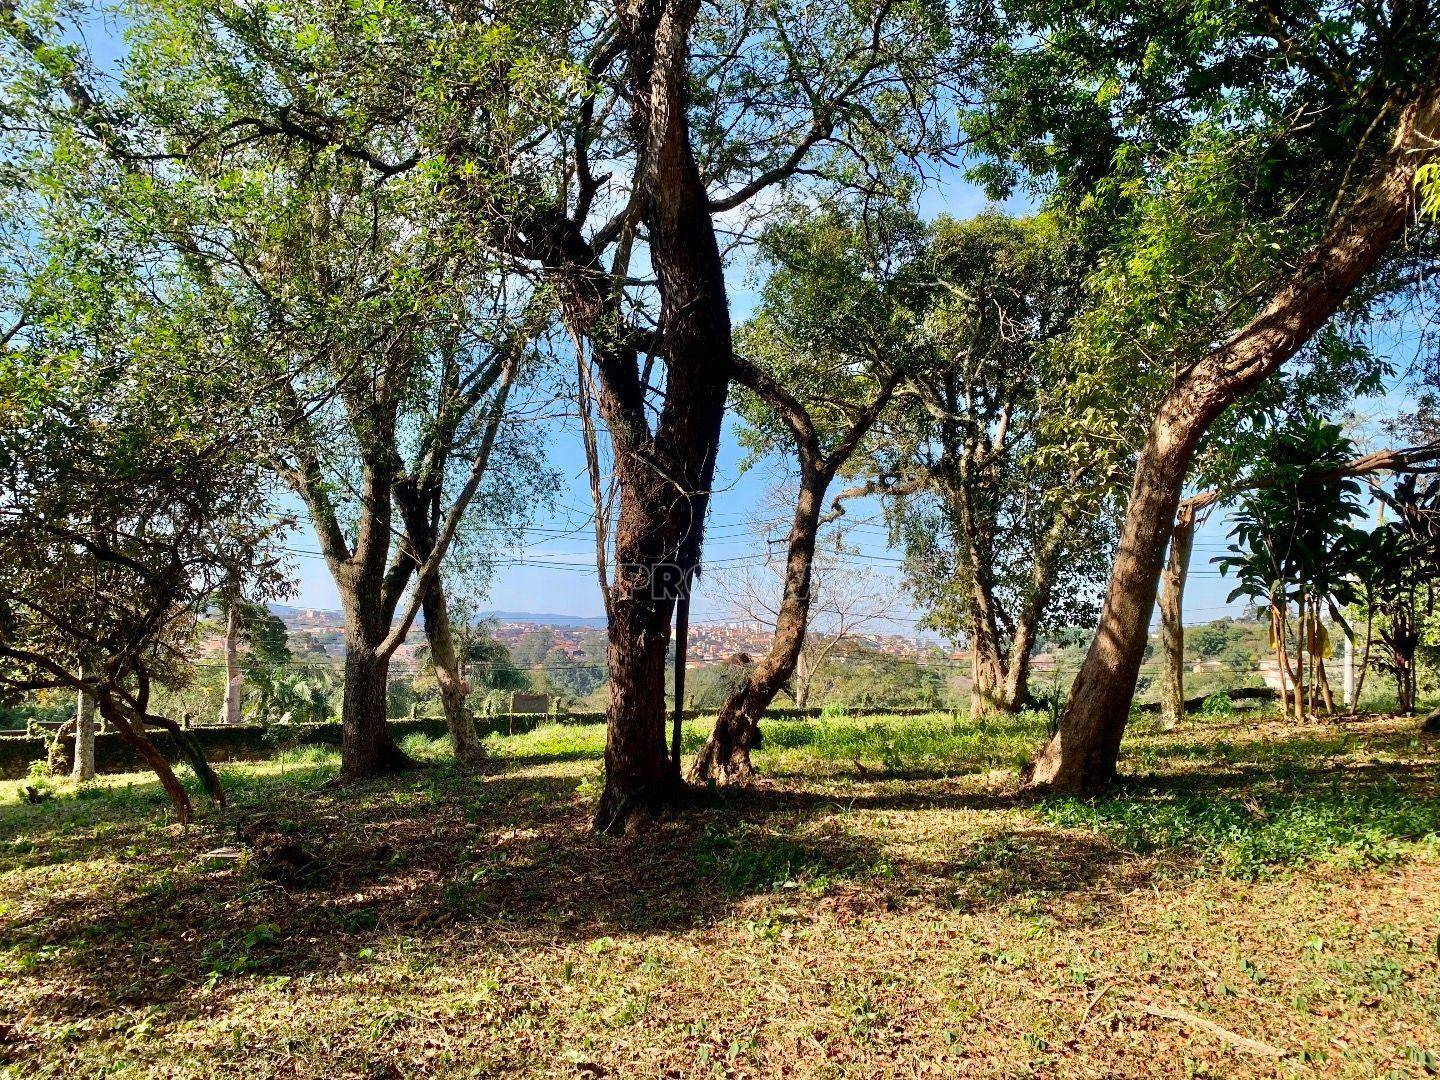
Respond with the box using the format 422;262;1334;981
960;508;1074;717
394;494;482;766
336;644;409;779
581;0;735;833
691;358;902;783
1026;90;1440;793
1157;504;1196;730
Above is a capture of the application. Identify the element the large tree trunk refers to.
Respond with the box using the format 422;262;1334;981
596;553;684;830
592;0;734;833
221;604;243;725
1026;91;1439;793
337;643;410;781
969;623;1009;718
1157;505;1196;731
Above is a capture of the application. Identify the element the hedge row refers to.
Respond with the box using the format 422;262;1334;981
0;706;943;779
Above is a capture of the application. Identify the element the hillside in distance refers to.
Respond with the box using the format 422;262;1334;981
266;605;609;630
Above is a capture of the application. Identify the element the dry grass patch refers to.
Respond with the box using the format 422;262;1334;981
0;711;1436;1077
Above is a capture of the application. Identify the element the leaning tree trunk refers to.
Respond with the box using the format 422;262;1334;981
1025;91;1439;794
1273;604;1297;720
1001;513;1075;713
958;475;1074;718
1316;652;1336;715
688;351;900;783
1001;620;1039;715
1157;505;1196;731
143;711;227;808
693;475;825;783
99;695;194;823
421;576;483;765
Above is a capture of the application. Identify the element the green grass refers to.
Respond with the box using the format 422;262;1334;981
1040;779;1440;878
2;709;1438;1077
461;708;1048;779
755;709;1047;776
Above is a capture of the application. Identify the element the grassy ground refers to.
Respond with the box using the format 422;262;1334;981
1;708;1438;1078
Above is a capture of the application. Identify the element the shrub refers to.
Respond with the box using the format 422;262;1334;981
1200;693;1235;717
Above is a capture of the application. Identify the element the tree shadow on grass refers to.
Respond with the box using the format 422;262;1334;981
0;764;1134;1028
3;719;1435;1034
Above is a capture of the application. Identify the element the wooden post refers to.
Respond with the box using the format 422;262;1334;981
72;661;96;782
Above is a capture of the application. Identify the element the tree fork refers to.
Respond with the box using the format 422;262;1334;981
590;0;735;831
691;358;903;783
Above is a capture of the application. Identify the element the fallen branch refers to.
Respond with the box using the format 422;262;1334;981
1077;982;1113;1033
1138;1002;1291;1058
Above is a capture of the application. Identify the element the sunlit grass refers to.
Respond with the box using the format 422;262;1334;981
1;711;1438;1077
